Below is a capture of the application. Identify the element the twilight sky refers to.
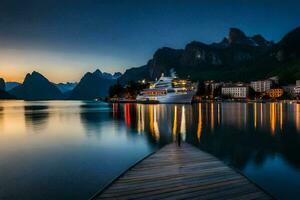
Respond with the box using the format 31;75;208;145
0;0;299;83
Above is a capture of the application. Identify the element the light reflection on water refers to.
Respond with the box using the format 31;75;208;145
0;101;300;200
112;102;300;200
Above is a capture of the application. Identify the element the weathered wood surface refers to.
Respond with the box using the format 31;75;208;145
93;143;272;200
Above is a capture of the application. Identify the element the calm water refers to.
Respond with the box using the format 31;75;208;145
0;101;300;200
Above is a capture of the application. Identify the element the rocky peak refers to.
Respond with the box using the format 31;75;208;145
277;26;300;59
93;69;102;77
90;69;122;80
23;71;48;84
9;71;63;100
252;34;272;46
224;28;272;47
184;41;210;56
102;72;112;79
228;28;247;44
113;72;122;79
252;34;266;42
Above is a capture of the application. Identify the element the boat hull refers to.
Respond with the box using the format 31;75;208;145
137;91;195;104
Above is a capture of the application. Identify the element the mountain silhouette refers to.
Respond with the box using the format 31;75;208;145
55;82;78;93
5;82;21;91
119;27;300;84
9;71;64;100
0;78;16;99
0;78;5;91
69;69;118;100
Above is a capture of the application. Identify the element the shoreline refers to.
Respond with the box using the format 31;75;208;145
105;99;299;104
0;98;299;104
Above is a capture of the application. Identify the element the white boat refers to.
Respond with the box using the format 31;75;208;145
136;72;196;104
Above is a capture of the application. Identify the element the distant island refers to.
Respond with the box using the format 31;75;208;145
0;26;300;100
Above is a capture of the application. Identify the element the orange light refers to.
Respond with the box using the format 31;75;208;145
270;103;276;135
172;106;177;141
197;104;202;142
254;103;257;129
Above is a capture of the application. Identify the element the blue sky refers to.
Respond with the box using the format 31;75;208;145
0;0;299;82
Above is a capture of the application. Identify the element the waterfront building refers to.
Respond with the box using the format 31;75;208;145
283;85;297;97
265;88;284;98
250;79;272;92
294;86;300;97
283;81;300;98
221;84;249;98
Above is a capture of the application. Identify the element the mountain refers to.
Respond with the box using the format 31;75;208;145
69;69;117;100
118;27;300;84
101;72;122;80
219;28;273;47
0;78;16;99
113;72;122;79
119;65;150;84
5;82;21;91
0;78;5;91
275;27;300;61
262;27;300;83
9;71;64;100
146;28;274;81
0;90;15;99
55;82;78;93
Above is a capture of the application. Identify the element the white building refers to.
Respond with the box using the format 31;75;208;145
294;86;300;96
250;79;272;93
283;81;300;97
283;85;296;96
221;85;249;98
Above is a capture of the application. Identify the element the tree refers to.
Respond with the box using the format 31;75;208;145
125;81;149;98
108;80;124;98
125;81;137;98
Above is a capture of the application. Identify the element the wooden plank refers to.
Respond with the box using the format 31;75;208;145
92;143;273;200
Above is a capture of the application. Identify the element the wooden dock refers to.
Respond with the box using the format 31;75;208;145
93;143;272;200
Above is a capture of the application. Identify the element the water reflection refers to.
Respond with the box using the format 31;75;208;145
136;104;145;134
112;103;119;119
0;106;4;129
296;103;300;131
124;103;131;128
253;103;257;129
112;103;300;170
112;102;300;142
0;101;300;200
197;104;202;142
172;105;178;141
80;102;112;136
24;105;49;132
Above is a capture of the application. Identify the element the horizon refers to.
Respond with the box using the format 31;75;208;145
1;0;300;83
1;1;300;200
